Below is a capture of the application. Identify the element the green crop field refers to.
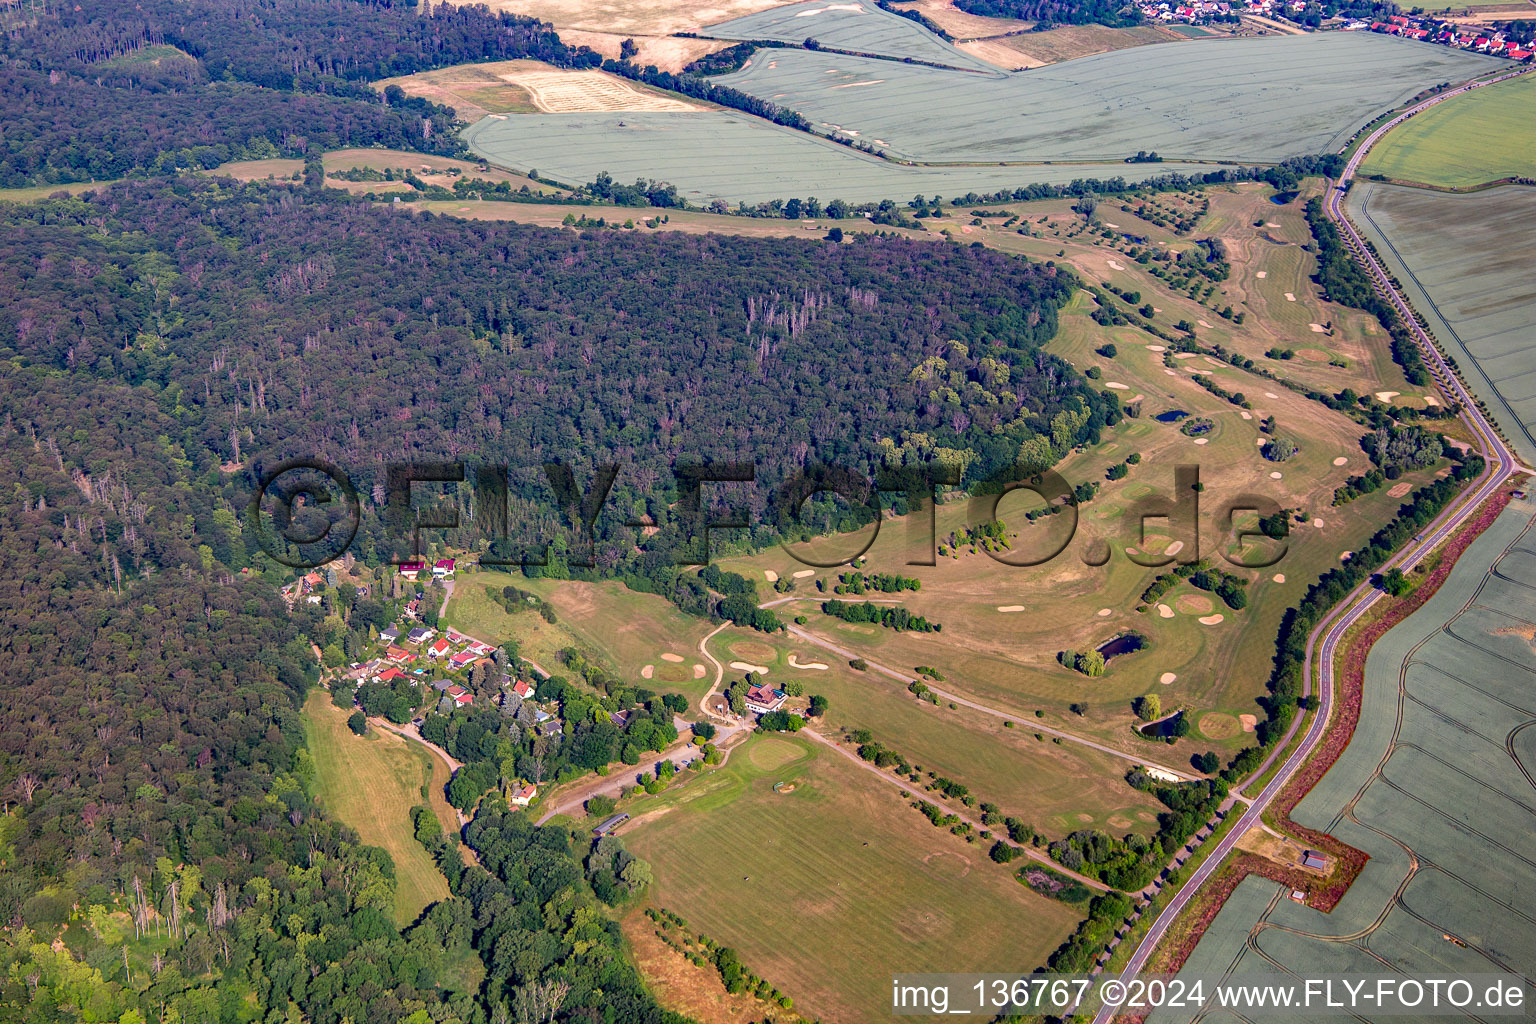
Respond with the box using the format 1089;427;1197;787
1149;499;1536;1021
302;691;451;925
621;733;1084;1022
1361;72;1536;188
713;34;1499;163
705;0;996;70
462;111;1215;204
1348;182;1536;466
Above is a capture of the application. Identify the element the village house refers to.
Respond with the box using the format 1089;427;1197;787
433;557;456;579
399;560;426;581
445;684;473;706
511;679;534;699
407;626;434;645
449;649;478;670
509;783;538;807
378;625;401;644
385;645;414;664
427;637;452;659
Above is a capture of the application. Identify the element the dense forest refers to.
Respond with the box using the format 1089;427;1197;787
0;171;1116;1020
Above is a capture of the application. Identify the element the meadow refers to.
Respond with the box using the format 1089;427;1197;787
1360;72;1536;188
704;0;997;70
301;691;452;925
461;111;1214;204
620;733;1084;1022
713;34;1501;163
1348;182;1536;466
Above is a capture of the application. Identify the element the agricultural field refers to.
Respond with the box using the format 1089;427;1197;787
414;197;932;240
971;22;1189;65
887;0;1033;39
556;30;731;72
1149;499;1536;1021
712;35;1502;163
301;691;452;926
1348;182;1536;465
703;0;998;70
379;59;705;118
461;111;1215;203
619;733;1085;1022
471;0;788;35
1360;71;1536;188
207;148;558;195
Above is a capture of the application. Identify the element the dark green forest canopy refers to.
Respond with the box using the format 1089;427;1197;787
0;179;1114;566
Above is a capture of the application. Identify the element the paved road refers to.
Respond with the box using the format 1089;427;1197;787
1091;70;1526;1019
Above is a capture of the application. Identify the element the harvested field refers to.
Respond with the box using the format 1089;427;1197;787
1349;182;1536;465
556;30;731;72
713;34;1499;163
1362;72;1536;188
468;0;787;35
980;22;1186;64
888;0;1032;38
508;67;705;112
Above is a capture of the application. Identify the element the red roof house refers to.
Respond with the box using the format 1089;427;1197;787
428;637;452;659
511;679;534;699
385;645;414;664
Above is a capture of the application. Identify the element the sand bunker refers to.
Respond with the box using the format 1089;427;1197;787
1256;271;1268;278
1147;345;1166;352
1159;672;1177;684
1264;391;1278;399
1193;438;1209;446
1105;382;1129;390
1239;713;1257;732
792;569;816;579
997;605;1025;612
661;653;684;663
1313;518;1324;528
1284;292;1296;302
1240;411;1252;420
1424;396;1440;406
1199;614;1225;625
641;664;654;679
1309;323;1327;333
693;664;706;678
1175;352;1198;360
1272;573;1286;583
1107;259;1125;270
1097;607;1112;617
1164;370;1177;376
787;654;828;670
1340;551;1353;561
1270;471;1283;479
1256;438;1266;446
1375;391;1400;401
1164;540;1185;556
1332;456;1348;466
763;569;779;582
729;661;769;674
1197;319;1213;329
1157;603;1174;618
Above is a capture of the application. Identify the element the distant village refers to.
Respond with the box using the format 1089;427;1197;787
1136;0;1535;60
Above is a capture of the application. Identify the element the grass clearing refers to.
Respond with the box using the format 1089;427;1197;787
301;690;450;925
621;733;1083;1022
1361;72;1536;188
